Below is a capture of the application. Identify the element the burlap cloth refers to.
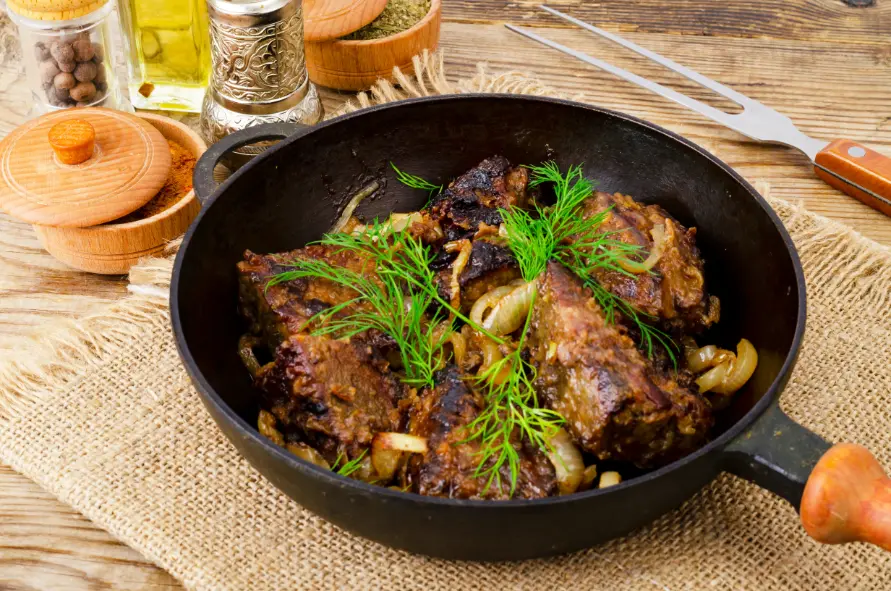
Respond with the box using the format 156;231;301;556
1;46;891;589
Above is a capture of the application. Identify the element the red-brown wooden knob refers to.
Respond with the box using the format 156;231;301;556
801;443;891;551
48;118;95;165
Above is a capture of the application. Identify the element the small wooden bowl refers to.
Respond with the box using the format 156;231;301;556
33;113;206;275
305;0;442;91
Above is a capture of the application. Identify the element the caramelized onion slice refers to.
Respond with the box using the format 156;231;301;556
371;433;428;483
713;339;758;395
578;465;599;492
469;286;514;325
696;339;758;395
370;445;403;483
447;331;467;366
696;360;730;393
374;432;429;454
257;410;284;446
353;456;377;483
546;428;585;495
286;443;331;470
482;280;537;336
331;181;380;233
599;471;622;488
445;239;472;310
618;223;665;274
686;344;718;373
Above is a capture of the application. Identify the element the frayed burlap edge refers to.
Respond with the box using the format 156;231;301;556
330;50;585;118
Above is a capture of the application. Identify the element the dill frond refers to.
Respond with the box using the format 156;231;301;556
504;161;678;365
390;162;443;195
464;297;564;495
333;449;368;477
266;220;504;390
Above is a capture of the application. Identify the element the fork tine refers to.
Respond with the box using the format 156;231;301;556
539;5;759;110
504;24;732;126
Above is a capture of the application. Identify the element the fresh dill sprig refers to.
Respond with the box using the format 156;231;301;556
333;449;368;477
501;161;641;282
464;295;564;495
390;162;443;195
503;161;678;364
266;221;503;388
267;223;451;388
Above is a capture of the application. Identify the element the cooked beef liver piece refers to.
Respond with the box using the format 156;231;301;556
405;366;556;499
435;239;522;311
581;191;720;334
237;244;377;350
529;262;713;467
428;156;529;241
254;334;404;465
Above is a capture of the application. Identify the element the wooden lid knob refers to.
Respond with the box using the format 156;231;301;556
49;119;96;165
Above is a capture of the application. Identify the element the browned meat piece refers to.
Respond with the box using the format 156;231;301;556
529;263;713;466
428;156;530;241
405;367;556;499
433;239;521;311
582;191;719;334
254;334;404;465
237;244;376;350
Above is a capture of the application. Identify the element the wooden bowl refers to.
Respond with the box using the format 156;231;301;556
305;0;442;91
33;113;206;275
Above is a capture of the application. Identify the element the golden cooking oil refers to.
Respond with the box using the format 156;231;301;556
118;0;211;112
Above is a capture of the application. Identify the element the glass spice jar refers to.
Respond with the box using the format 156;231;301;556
7;0;120;114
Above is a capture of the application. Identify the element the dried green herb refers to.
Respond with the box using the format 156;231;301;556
343;0;431;41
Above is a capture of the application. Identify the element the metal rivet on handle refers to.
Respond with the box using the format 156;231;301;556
848;146;867;158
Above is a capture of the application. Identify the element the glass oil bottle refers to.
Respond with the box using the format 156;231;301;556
118;0;211;112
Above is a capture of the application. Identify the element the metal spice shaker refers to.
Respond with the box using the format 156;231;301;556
200;0;323;169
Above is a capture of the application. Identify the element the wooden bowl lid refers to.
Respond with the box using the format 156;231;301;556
0;108;171;228
7;0;109;20
304;0;388;42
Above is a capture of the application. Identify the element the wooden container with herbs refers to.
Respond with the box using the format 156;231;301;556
304;0;441;91
0;108;206;274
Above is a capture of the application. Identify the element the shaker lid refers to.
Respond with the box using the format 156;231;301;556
7;0;110;21
304;0;389;42
0;108;171;228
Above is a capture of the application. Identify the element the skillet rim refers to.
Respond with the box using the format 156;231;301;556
171;93;807;508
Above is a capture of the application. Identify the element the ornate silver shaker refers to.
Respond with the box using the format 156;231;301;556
201;0;323;169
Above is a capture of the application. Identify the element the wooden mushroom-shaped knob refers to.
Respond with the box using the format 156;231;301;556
48;118;95;165
801;443;891;551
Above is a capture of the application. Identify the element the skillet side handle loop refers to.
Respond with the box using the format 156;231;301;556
801;444;891;551
192;122;307;204
814;139;891;218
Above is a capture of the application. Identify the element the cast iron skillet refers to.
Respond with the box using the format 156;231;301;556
173;95;891;560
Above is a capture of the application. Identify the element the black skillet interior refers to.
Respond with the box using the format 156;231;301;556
173;95;804;558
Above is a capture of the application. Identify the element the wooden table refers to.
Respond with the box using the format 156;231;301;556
1;1;889;588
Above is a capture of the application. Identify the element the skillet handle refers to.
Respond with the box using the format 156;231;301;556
192;122;309;204
724;403;891;551
814;139;891;218
723;402;829;508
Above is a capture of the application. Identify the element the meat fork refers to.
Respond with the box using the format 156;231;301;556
506;6;891;218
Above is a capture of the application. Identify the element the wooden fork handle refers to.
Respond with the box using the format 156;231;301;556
801;443;891;551
814;139;891;217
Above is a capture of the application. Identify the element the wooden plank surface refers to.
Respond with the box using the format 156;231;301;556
1;1;890;588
